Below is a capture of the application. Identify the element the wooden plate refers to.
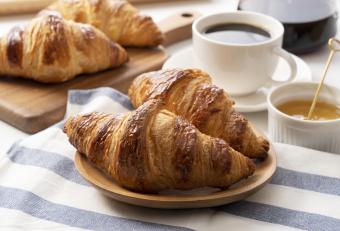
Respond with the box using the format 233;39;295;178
74;140;277;209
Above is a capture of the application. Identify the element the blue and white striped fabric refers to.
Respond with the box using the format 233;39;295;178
1;87;340;231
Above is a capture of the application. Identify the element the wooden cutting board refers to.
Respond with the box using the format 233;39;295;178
0;11;200;133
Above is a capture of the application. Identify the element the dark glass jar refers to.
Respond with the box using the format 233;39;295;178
239;0;338;54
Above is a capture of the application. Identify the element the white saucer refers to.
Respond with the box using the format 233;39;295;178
163;47;312;112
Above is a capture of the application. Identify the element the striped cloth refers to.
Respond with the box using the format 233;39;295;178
1;87;340;231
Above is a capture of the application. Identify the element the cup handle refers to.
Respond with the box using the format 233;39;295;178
267;47;298;86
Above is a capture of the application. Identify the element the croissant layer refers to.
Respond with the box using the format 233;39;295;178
64;100;255;192
0;13;128;83
47;0;164;47
128;69;269;159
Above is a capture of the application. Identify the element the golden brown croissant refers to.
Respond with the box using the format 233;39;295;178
47;0;164;47
64;100;255;193
128;69;270;159
0;13;128;83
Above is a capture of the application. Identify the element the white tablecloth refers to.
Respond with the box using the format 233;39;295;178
1;1;340;230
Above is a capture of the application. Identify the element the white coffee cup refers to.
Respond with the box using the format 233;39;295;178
192;11;297;96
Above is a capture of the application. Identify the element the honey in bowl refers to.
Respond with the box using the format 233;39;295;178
277;100;340;121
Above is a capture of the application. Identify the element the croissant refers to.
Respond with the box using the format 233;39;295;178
0;13;128;83
64;100;255;193
128;69;270;159
47;0;164;47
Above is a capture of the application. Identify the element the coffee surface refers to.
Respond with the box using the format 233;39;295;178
277;100;340;121
203;23;270;44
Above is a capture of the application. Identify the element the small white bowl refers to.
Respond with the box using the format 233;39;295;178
267;82;340;154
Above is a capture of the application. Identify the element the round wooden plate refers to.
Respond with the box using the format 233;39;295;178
74;140;276;209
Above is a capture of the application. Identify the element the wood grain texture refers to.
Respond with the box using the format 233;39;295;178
74;127;276;209
0;11;200;133
159;11;201;47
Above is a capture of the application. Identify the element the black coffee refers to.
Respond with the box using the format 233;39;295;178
203;23;271;44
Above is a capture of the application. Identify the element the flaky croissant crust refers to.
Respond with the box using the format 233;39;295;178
64;100;255;192
48;0;164;47
0;13;128;83
128;68;269;159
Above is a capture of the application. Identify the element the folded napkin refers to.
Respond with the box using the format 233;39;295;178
1;87;340;231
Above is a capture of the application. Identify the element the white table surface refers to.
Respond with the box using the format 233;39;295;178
0;0;339;155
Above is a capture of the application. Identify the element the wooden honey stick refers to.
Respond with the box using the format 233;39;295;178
307;38;340;120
